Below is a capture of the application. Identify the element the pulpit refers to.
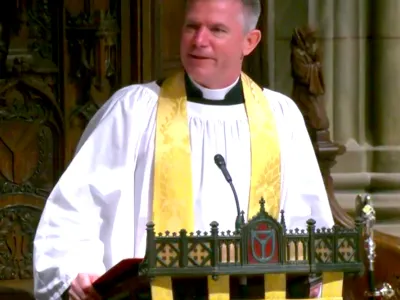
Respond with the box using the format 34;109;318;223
93;199;365;300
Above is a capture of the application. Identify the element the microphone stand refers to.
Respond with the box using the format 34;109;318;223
228;181;244;233
226;176;246;298
214;154;247;297
214;154;245;233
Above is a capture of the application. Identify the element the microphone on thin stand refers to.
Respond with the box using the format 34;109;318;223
214;154;244;232
214;154;248;297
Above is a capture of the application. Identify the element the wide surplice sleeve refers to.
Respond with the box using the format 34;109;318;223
33;85;155;300
275;93;334;230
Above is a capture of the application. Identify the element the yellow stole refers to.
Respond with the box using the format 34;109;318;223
151;70;281;299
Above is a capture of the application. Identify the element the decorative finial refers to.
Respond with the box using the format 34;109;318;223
146;221;155;228
210;221;219;229
280;210;286;227
259;197;266;212
306;219;316;226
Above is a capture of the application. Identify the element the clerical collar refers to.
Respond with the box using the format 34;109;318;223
156;72;245;106
187;74;239;100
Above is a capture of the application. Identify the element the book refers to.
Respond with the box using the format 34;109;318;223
93;258;146;297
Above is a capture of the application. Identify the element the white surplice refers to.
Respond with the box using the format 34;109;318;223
33;78;334;299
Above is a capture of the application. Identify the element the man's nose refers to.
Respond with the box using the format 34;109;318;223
193;28;209;47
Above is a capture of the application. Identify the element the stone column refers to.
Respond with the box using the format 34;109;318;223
313;0;335;131
372;0;400;173
270;0;309;93
332;0;360;145
357;0;369;147
311;0;363;147
316;0;372;175
307;0;318;29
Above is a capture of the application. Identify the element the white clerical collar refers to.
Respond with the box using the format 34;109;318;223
188;75;240;100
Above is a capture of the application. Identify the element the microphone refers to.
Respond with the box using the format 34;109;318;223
214;154;244;232
214;154;248;297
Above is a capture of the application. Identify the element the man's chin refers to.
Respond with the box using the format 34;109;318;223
185;68;213;84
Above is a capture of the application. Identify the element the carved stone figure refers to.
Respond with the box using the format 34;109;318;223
290;26;329;131
289;25;351;255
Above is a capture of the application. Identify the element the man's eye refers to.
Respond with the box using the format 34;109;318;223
212;27;225;33
185;23;198;30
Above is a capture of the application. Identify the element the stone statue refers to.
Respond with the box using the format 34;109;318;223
290;26;329;131
289;25;350;236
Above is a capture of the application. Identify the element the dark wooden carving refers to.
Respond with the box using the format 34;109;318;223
0;0;63;296
0;76;62;198
290;25;400;299
66;2;120;125
27;0;54;61
0;206;42;280
0;0;20;79
290;26;328;131
63;1;121;161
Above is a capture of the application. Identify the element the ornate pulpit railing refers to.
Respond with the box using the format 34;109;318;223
137;199;364;300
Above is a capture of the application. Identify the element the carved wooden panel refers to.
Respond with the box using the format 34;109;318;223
0;77;62;197
0;206;42;280
0;0;127;291
64;0;123;162
138;0;186;81
0;0;63;283
159;1;186;77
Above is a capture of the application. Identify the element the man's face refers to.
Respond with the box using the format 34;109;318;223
180;0;255;88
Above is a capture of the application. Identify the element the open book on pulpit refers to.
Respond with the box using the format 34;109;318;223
93;199;365;300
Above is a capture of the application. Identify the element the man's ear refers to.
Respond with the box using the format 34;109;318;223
243;29;261;56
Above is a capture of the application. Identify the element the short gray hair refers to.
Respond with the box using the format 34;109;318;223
185;0;261;32
241;0;261;31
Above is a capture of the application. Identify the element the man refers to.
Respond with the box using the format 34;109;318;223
33;0;334;299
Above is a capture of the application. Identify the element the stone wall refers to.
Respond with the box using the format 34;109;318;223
267;0;400;232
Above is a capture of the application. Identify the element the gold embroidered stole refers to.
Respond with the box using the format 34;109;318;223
151;71;281;299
